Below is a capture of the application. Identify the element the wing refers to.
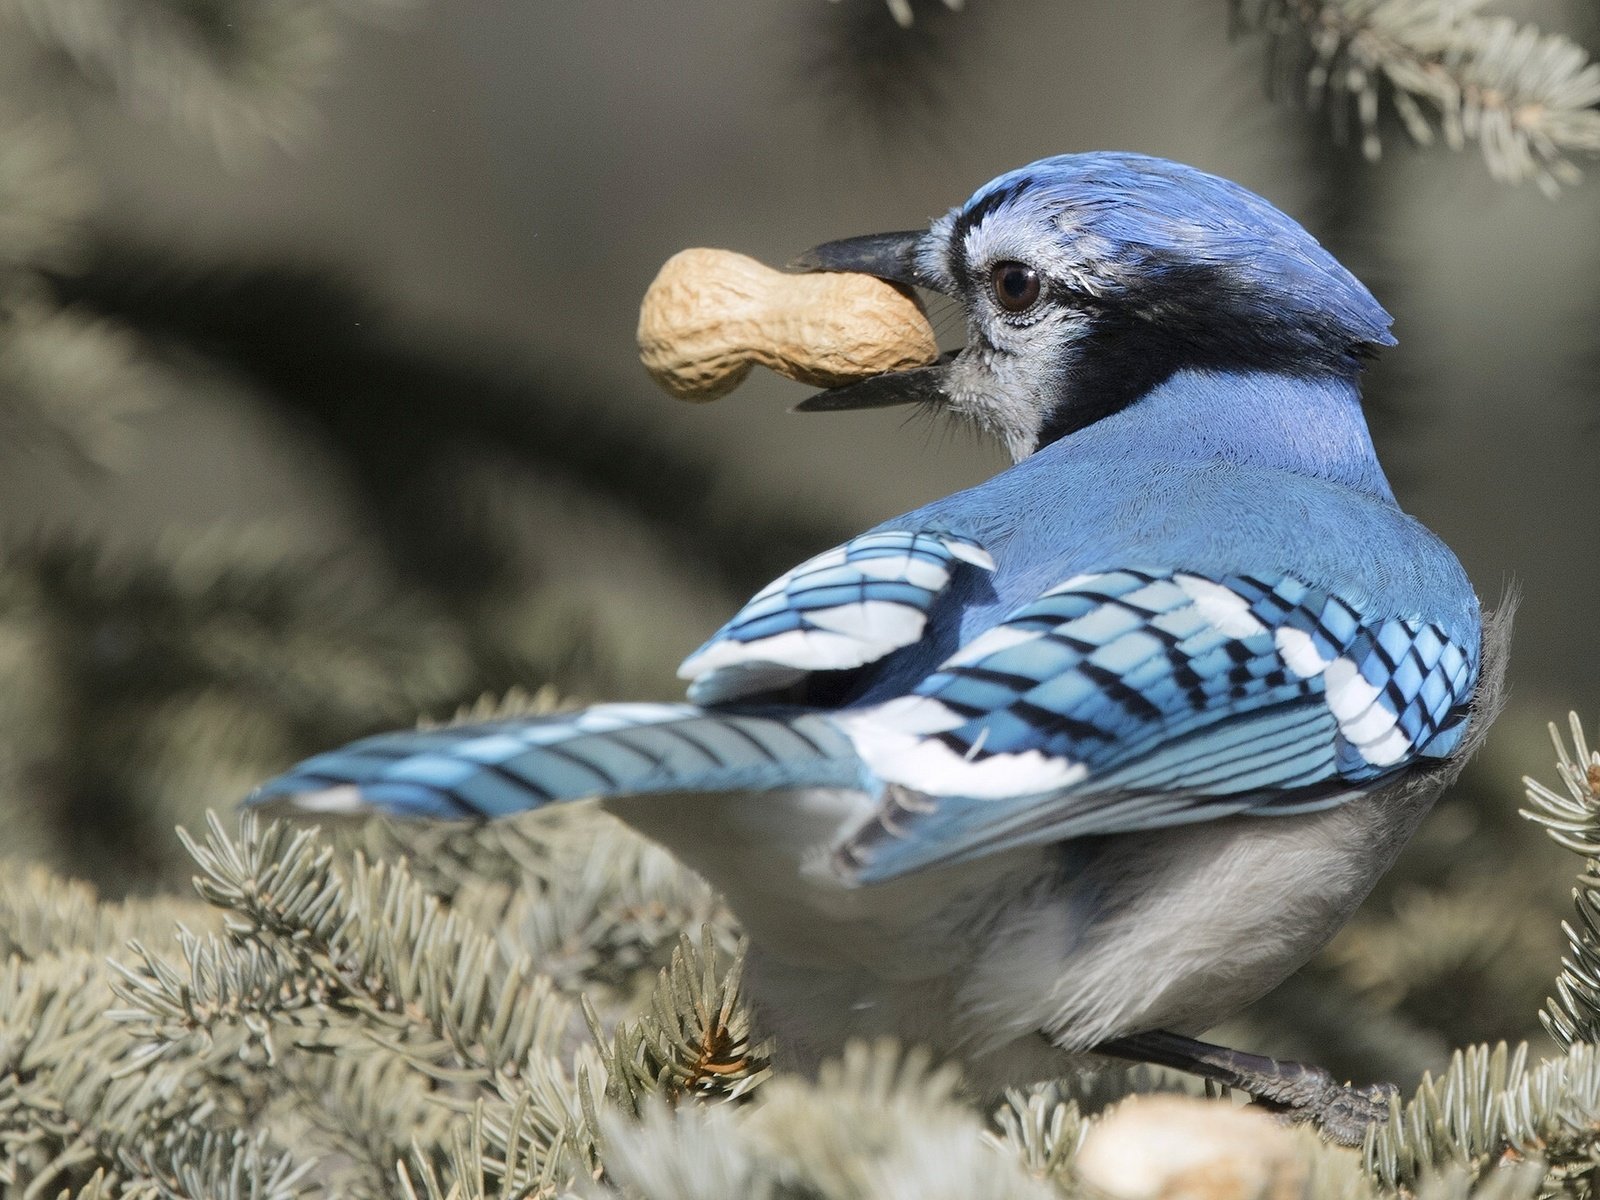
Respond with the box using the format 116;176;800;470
678;528;994;705
837;568;1478;881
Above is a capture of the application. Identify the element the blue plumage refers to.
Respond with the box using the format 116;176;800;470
681;528;993;705
926;153;1397;359
253;703;863;819
836;566;1475;880
253;151;1482;877
249;152;1496;1137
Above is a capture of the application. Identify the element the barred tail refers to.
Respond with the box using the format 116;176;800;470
247;702;862;820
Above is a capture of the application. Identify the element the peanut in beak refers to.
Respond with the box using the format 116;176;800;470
637;248;939;402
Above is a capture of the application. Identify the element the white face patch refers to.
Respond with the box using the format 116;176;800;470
941;351;1048;462
929;204;1106;463
961;205;1105;298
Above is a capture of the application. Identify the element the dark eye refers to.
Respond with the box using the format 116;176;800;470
990;261;1041;313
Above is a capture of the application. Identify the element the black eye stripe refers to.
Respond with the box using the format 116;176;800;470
990;261;1041;313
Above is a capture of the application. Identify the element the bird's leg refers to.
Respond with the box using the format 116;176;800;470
1093;1029;1396;1146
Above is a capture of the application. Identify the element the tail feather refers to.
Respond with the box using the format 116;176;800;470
249;702;862;820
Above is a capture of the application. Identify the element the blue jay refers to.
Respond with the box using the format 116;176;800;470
253;153;1507;1142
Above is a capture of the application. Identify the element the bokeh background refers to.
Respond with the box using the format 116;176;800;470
1;0;1596;1089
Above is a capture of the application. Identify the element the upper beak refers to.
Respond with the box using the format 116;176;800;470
788;229;933;291
787;229;953;413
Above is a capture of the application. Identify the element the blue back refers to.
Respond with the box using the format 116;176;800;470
852;367;1476;705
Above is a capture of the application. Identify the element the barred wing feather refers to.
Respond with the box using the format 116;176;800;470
679;529;993;704
838;568;1478;881
250;703;862;820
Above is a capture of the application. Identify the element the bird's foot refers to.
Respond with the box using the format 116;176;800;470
1248;1069;1398;1146
1094;1029;1397;1147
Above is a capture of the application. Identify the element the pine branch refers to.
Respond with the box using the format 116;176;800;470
114;1129;315;1200
0;299;153;471
740;1040;1062;1200
273;1052;452;1197
1318;875;1556;1052
1366;1040;1530;1188
0;533;494;893
0;111;92;274
172;813;579;1086
397;1097;574;1200
1234;0;1600;194
0;0;418;157
0;112;152;476
1367;1039;1600;1192
0;945;307;1198
19;795;1600;1196
845;0;963;32
42;245;851;606
515;818;733;1000
0;1;426;476
802;0;978;143
586;929;769;1115
1520;713;1600;1050
986;1087;1088;1189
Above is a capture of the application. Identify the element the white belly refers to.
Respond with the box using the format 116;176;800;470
606;778;1437;1093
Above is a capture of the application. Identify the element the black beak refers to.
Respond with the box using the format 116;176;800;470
788;229;933;291
789;229;954;413
792;355;956;413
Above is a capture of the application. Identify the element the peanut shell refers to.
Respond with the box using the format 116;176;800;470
637;247;938;402
1075;1095;1313;1200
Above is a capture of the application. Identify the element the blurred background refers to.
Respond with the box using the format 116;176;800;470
0;0;1595;1089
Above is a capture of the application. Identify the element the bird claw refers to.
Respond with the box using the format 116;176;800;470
1260;1074;1398;1146
1093;1032;1400;1146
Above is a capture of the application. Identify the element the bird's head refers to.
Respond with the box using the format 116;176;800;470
794;152;1395;461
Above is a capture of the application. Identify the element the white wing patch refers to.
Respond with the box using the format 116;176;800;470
1274;627;1330;678
1323;658;1410;766
942;623;1045;668
679;530;993;704
1176;574;1268;638
1275;628;1410;767
842;696;1090;799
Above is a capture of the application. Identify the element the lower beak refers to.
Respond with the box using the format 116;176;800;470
792;354;957;412
789;229;953;413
